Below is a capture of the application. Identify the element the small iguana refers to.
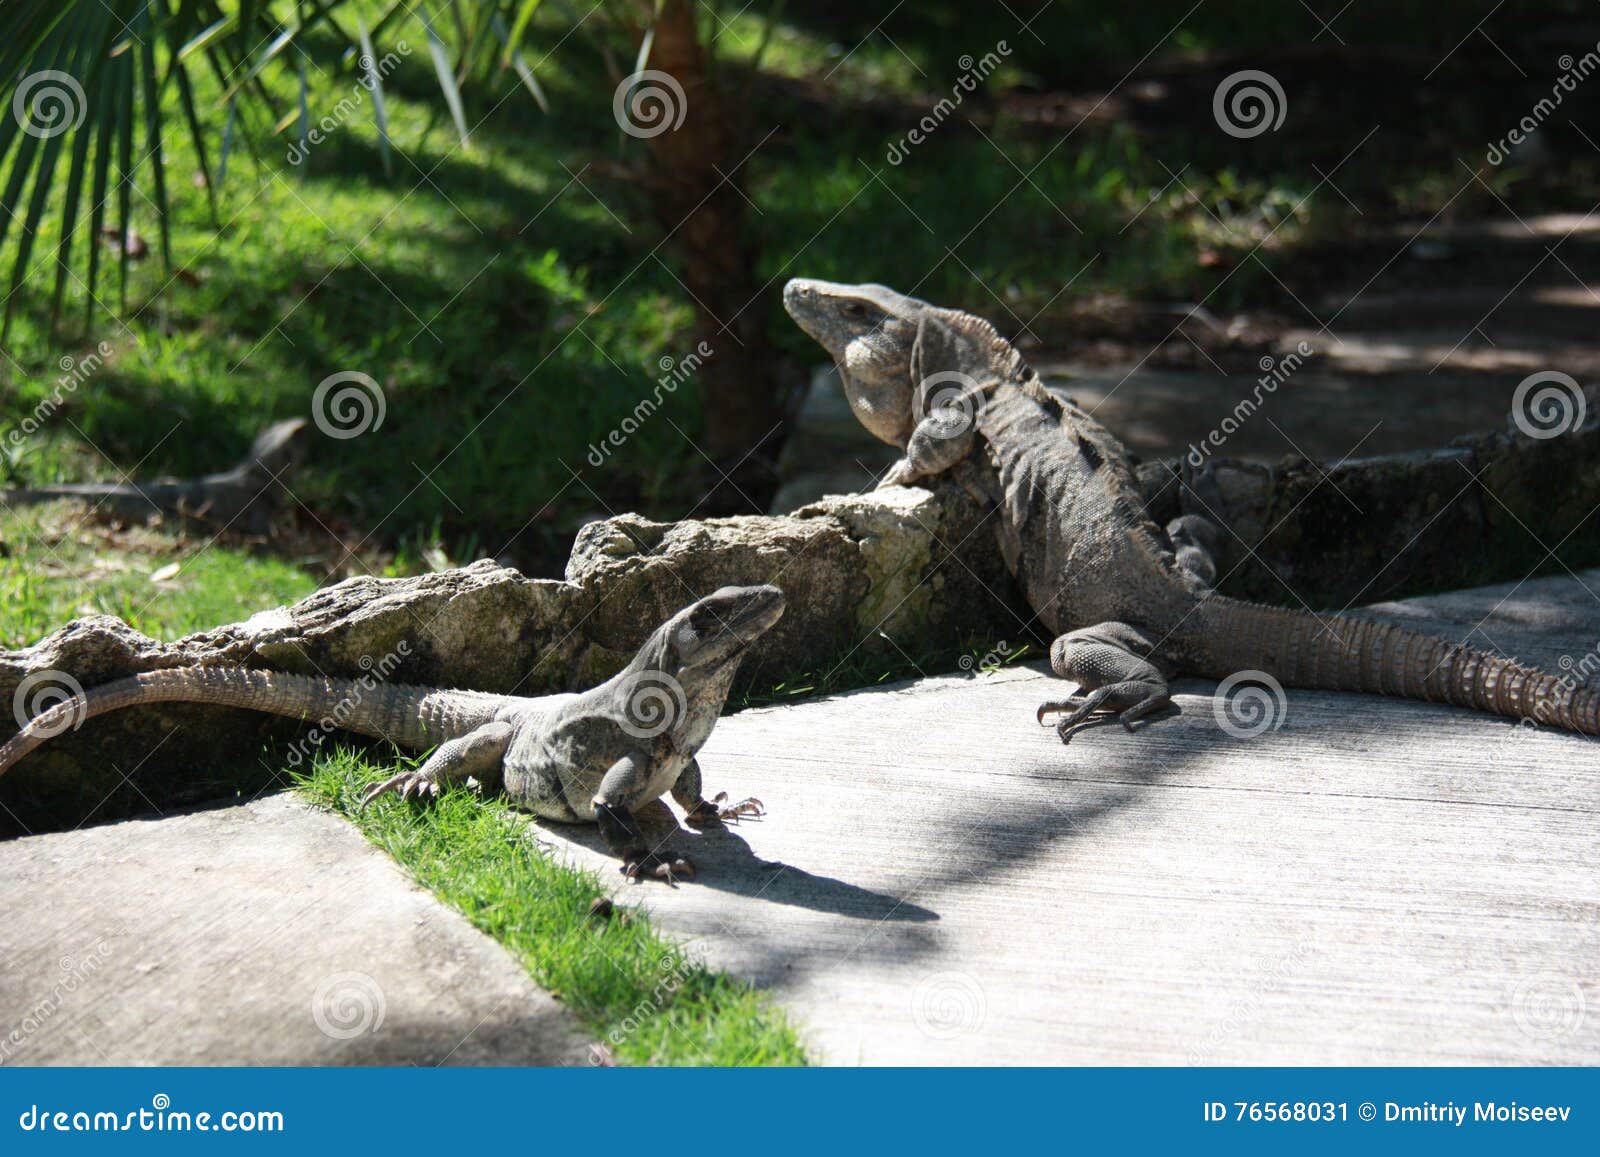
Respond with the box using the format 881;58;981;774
2;418;308;535
0;584;784;880
783;278;1600;737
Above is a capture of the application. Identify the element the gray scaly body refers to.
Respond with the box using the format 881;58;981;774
0;585;785;880
784;278;1599;738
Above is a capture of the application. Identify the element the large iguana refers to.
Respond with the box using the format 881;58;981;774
0;584;784;880
783;278;1599;738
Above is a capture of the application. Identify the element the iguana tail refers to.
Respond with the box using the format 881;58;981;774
1180;595;1599;735
0;666;513;777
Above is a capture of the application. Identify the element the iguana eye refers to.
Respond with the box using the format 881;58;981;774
840;302;867;318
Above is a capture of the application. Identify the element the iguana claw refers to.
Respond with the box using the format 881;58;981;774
621;851;696;885
686;792;765;826
359;769;441;808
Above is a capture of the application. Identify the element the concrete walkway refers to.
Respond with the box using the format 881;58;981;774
0;795;591;1065
3;570;1595;1066
548;568;1600;1065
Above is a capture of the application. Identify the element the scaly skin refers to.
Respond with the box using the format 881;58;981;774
0;585;785;880
783;278;1600;738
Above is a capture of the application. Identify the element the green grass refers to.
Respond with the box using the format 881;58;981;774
298;749;808;1067
0;1;1371;596
0;502;319;646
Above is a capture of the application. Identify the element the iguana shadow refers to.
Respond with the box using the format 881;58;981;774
538;820;938;923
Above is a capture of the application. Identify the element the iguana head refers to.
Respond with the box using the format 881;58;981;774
642;584;786;682
782;278;1009;448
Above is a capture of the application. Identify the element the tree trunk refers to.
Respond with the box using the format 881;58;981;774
637;0;786;511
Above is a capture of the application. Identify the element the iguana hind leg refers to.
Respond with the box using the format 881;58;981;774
359;721;512;807
1037;623;1173;743
671;757;764;826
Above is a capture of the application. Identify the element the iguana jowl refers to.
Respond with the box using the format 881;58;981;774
0;585;784;880
783;278;1600;737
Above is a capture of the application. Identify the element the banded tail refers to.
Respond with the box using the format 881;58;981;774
0;667;513;778
1184;596;1600;735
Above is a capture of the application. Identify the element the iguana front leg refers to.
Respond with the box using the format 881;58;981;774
359;721;513;807
880;314;984;487
594;752;695;883
1037;623;1174;743
671;757;765;826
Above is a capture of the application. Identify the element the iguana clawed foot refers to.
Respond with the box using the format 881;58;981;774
1037;686;1172;743
686;791;765;826
359;767;449;807
622;850;696;884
